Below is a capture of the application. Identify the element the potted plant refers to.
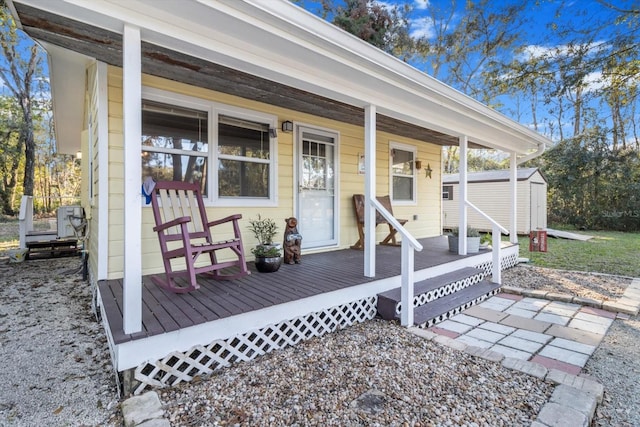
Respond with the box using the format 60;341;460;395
247;215;282;273
448;226;481;253
480;233;492;250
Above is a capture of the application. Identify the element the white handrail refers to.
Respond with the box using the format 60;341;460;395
465;200;508;284
465;200;509;235
369;198;422;327
370;198;423;251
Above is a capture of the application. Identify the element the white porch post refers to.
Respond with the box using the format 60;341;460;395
510;154;518;244
122;24;142;334
364;104;376;277
458;135;468;255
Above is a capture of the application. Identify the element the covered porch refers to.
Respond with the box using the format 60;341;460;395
97;237;519;394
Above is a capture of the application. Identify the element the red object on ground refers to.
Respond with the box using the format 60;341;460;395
529;230;548;252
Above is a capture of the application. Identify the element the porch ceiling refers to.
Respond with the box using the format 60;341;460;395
10;0;551;155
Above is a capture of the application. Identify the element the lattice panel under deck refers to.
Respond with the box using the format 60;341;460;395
472;252;519;278
131;296;378;394
416;288;501;329
395;271;485;316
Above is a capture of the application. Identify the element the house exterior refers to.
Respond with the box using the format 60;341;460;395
443;168;548;234
8;0;552;393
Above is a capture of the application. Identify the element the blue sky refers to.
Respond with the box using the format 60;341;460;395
297;0;638;143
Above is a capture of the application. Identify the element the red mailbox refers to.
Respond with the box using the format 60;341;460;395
529;230;548;252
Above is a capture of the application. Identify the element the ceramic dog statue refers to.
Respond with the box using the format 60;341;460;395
283;217;302;264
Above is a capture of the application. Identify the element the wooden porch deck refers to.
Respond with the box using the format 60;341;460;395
98;236;499;345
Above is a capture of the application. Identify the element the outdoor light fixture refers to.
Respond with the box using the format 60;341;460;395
281;120;293;133
75;151;82;160
415;159;422;170
269;128;278;138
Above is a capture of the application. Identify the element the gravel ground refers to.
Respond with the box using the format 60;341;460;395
0;256;121;426
161;319;552;426
0;247;637;426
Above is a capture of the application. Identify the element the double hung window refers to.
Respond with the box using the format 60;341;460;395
390;143;416;203
140;88;277;205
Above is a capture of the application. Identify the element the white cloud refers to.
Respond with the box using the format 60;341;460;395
410;17;436;39
519;41;608;61
413;0;430;10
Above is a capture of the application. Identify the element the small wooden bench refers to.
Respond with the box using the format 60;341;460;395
350;194;408;250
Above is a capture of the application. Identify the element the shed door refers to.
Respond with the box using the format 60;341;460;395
530;182;547;230
296;126;338;249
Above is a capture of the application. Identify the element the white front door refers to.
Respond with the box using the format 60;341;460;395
296;126;338;249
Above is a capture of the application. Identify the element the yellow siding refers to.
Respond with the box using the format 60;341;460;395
105;66;443;278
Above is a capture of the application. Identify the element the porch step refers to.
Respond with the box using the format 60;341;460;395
413;280;500;328
377;267;486;320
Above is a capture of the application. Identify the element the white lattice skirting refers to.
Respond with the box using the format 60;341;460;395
131;296;378;394
395;271;485;316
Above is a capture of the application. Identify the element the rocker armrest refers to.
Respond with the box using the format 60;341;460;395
153;216;191;232
207;214;242;227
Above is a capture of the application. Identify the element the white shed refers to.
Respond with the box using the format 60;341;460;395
442;168;547;235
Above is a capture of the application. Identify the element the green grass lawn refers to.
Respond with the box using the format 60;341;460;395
517;230;640;277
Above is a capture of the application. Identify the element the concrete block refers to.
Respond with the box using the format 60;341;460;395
537;402;588;427
545;369;604;403
545;324;603;346
464;345;505;362
499;285;523;295
490;344;531;360
466;327;505;343
463;305;509;323
434;334;468;351
499;335;545;353
478;321;516;335
456;335;493;349
407;327;437;340
138;419;171;427
545;292;575;303
603;300;639;316
500;314;552;333
539;346;590;367
502;357;547;379
572;296;603;308
521;289;549;299
551;384;597;420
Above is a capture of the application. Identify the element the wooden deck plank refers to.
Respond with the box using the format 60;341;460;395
141;282;183;333
100;236;504;345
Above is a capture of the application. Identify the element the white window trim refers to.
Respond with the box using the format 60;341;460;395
214;105;278;207
389;141;417;205
141;87;278;207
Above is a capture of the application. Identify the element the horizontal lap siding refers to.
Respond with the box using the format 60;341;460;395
105;67;443;279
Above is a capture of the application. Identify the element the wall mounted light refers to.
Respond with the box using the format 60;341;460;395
76;151;82;160
281;120;293;133
415;159;422;170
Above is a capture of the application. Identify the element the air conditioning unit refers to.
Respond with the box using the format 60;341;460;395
57;206;83;239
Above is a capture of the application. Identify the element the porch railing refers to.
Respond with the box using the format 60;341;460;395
369;198;423;327
465;200;509;284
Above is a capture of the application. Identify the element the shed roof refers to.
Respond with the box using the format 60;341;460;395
8;0;552;155
443;168;546;184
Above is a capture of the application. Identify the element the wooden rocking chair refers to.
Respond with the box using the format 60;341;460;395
350;194;408;250
150;181;250;293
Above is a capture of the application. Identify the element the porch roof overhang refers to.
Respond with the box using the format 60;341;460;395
8;0;552;156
